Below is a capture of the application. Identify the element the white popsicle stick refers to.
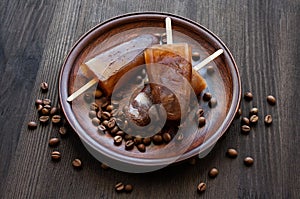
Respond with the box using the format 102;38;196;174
193;49;224;71
165;17;173;44
67;78;98;102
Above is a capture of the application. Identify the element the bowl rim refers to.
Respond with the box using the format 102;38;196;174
59;11;241;166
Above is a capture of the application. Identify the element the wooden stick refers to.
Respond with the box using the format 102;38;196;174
67;78;98;102
193;49;224;71
165;17;173;44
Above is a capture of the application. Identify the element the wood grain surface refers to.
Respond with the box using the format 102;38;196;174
0;0;299;198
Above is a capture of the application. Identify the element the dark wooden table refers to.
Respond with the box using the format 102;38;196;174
1;0;299;198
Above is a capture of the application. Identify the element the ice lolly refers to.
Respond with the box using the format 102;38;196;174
80;34;159;97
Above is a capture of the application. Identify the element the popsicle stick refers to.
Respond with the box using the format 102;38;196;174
165;17;173;44
67;78;98;102
193;49;224;71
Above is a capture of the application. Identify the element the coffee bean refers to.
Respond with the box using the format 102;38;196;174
109;126;118;134
102;120;109;127
51;151;61;161
244;92;253;101
49;137;60;147
37;104;43;112
152;134;163;145
124;184;133;193
197;182;206;193
124;134;133;141
198;116;206;127
50;107;58;115
264;114;273;125
235;108;242;118
39;115;50;124
137;143;146;152
114;135;123;146
267;95;276;105
208;167;219;178
162;133;172;143
177;133;184;141
90;102;99;111
244;156;254;166
59;126;67;136
72;158;82;169
116;130;125;137
101;163;109;170
98;124;106;132
143;137;152;146
192;52;200;61
28;121;37;129
249;107;259;115
41;108;50;115
44;104;51;110
203;92;212;101
101;111;111;120
241;125;251;134
134;136;143;145
136;75;143;83
241;117;250;125
125;140;135;150
106;105;114;112
52;115;62;124
226;148;238;158
94;90;103;98
92;117;101;126
206;65;215;75
101;101;109;109
107;118;116;129
89;110;97;119
250;115;259;124
84;92;93;103
196;108;204;117
208;97;217;108
35;99;43;106
188;158;196;165
40;82;48;92
43;99;51;106
115;182;125;193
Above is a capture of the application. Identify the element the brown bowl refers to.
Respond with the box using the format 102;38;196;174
59;12;241;173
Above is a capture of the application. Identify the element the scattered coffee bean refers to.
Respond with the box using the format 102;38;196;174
249;107;259;115
37;104;43;112
152;134;163;145
51;151;61;161
162;133;172;143
264;114;273;125
50;107;58;115
107;118;116;129
235;108;242;118
90;102;99;111
89;110;97;119
98;124;106;132
250;115;259;124
35;99;43;106
44;104;51;110
267;95;276;105
115;182;125;193
84;92;93;103
203;92;212;101
39;115;50;124
52;115;62;124
208;167;219;178
114;135;123;146
125;140;135;150
101;101;109;109
124;184;133;193
110;126;119;134
197;182;206;193
102;120;109;127
206;65;215;75
136;75;143;83
192;52;200;61
92;117;101;126
40;82;48;92
124;134;133;141
106;105;114;112
28;121;38;129
244;156;254;166
41;107;50;115
226;148;238;158
43;99;51;106
197;108;204;117
137;143;146;152
101;111;111;120
96;110;102;119
244;92;253;101
198;116;206;127
72;158;82;169
116;130;125;137
94;90;103;98
49;137;60;147
143;137;152;146
241;125;251;134
208;97;217;108
59;126;67;136
101;163;109;170
241;117;250;125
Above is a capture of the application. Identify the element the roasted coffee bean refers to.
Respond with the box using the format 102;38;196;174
35;99;43;106
50;107;58;115
208;167;219;178
241;125;251;134
206;65;215;75
143;137;152;146
236;108;242;118
51;151;61;161
101;101;109;109
92;117;101;126
124;134;133;141
72;158;82;169
98;124;106;132
111;100;119;107
107;118;116;129
198;117;206;127
162;133;172;143
208;97;217;108
125;140;135;150
89;110;97;119
102;120;109;127
197;182;206;193
101;163;109;170
40;82;48;92
37;104;43;112
28;121;37;129
124;184;133;193
83;92;93;103
249;107;258;115
153;134;163;145
114;135;123;146
241;117;250;125
188;158;196;165
244;92;253;101
177;133;184;141
106;105;114;112
90;102;99;111
49;137;60;147
264;115;273;125
44;104;51;110
96;110;102;119
250;115;259;124
101;111;111;120
226;148;238;158
43;99;51;106
203;92;212;101
192;52;200;61
137;143;146;152
110;126;119;134
115;182;125;193
136;75;143;83
94;90;103;98
116;130;125;137
59;126;67;136
244;156;254;166
39;115;50;124
267;95;276;105
52;115;62;124
197;108;204;117
134;136;143;145
41;108;50;115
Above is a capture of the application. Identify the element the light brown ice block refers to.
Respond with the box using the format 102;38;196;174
191;68;207;96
